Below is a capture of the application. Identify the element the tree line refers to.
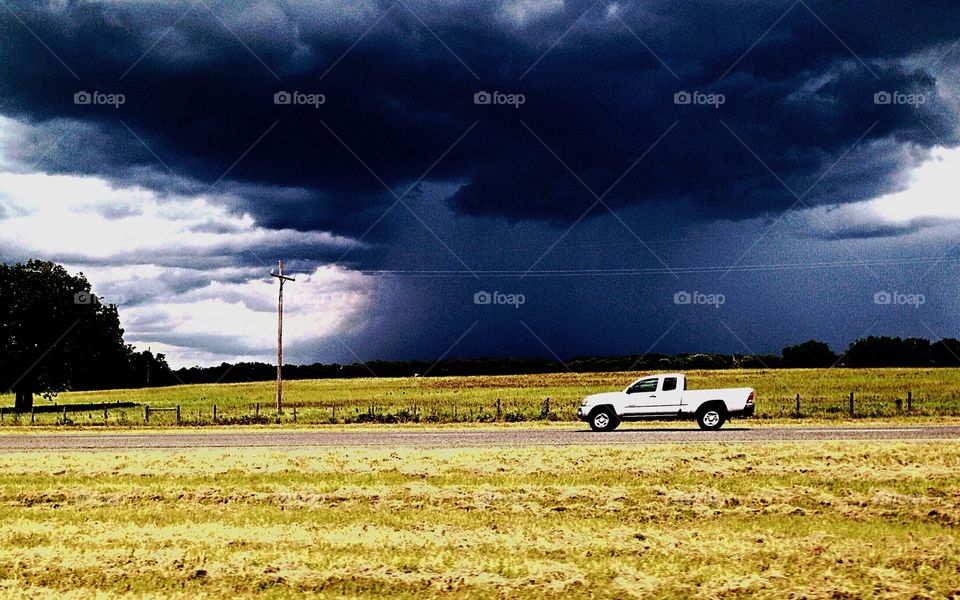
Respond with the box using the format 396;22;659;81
170;336;960;385
2;260;959;409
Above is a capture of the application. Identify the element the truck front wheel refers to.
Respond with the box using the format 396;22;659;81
589;407;620;432
697;405;727;430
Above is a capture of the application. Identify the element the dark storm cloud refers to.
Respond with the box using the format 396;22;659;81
0;0;958;233
44;233;355;272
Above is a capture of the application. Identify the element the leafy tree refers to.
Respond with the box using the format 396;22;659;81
781;340;838;368
931;338;960;367
843;336;932;367
734;354;781;369
124;349;178;388
0;260;132;411
683;353;733;369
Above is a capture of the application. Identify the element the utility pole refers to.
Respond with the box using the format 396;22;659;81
271;260;295;413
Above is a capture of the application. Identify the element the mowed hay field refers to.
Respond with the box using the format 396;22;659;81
0;442;957;598
2;368;960;425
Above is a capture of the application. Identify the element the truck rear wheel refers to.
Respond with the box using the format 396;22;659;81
589;407;619;432
697;405;726;430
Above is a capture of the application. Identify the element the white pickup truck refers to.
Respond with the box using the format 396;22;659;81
577;373;754;431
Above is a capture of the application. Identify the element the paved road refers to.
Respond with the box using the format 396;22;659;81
0;426;957;450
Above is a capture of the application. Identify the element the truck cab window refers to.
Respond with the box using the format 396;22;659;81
662;377;677;391
628;378;659;394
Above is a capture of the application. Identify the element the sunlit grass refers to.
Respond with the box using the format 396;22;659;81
0;442;956;597
1;368;959;426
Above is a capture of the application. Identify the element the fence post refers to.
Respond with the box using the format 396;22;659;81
331;405;336;422
545;397;550;416
145;405;149;423
255;403;260;418
293;406;297;423
62;407;67;425
176;405;181;424
907;391;912;411
496;398;502;420
103;403;108;422
30;409;34;425
213;404;217;423
795;393;801;418
849;392;854;418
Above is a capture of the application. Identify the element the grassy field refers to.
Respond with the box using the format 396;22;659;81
1;368;959;426
0;442;955;597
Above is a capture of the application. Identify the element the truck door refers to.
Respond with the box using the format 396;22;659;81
658;376;683;410
623;377;672;415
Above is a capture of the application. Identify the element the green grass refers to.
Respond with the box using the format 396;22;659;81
0;442;957;597
2;368;960;426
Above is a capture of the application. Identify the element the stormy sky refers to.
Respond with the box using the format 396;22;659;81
0;0;958;368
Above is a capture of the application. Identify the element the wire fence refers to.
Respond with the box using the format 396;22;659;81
2;390;957;427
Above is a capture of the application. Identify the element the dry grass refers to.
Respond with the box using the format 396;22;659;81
0;442;957;597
